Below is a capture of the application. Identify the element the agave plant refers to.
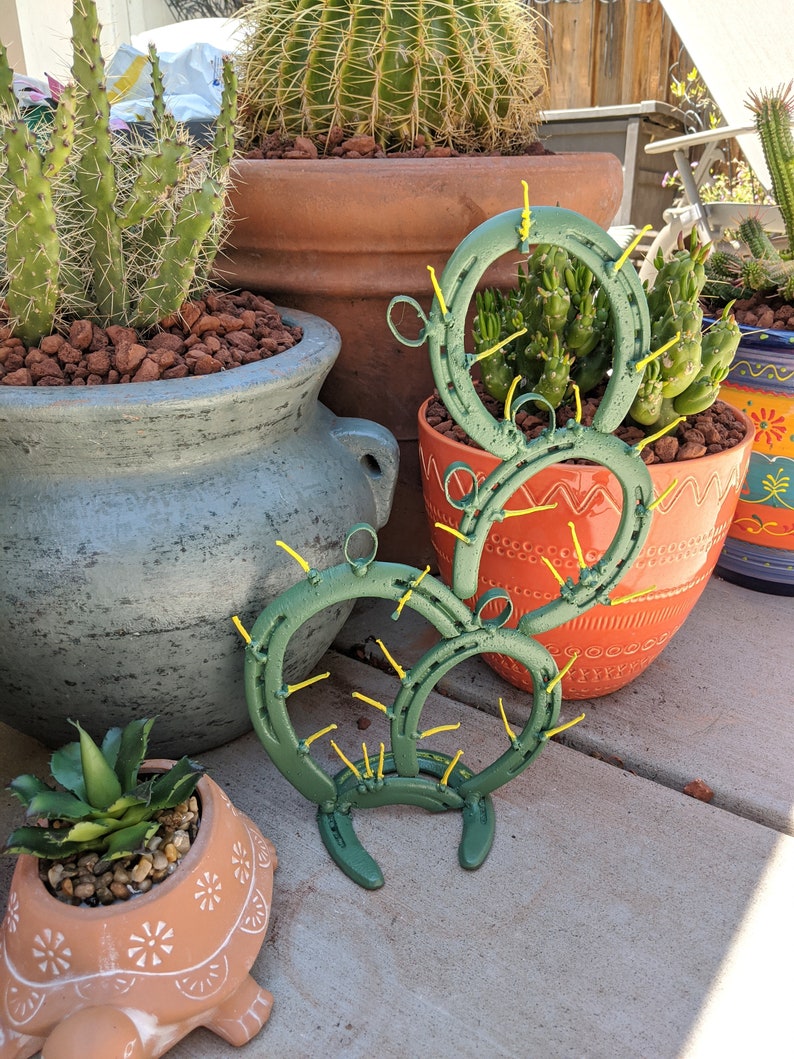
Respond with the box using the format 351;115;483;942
236;0;548;154
474;228;741;429
4;719;204;861
0;0;237;346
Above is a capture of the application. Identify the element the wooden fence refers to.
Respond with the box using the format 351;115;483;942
527;0;688;109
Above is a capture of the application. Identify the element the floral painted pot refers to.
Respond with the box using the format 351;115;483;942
0;764;277;1059
0;308;398;755
716;323;794;594
419;399;754;699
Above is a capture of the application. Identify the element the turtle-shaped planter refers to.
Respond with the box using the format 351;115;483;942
0;765;277;1058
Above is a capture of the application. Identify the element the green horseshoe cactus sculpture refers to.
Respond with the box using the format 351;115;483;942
239;198;661;890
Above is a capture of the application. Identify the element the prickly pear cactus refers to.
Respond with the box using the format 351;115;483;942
0;0;237;344
236;0;548;153
239;203;662;890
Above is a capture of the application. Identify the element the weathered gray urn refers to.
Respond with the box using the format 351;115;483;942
0;310;398;754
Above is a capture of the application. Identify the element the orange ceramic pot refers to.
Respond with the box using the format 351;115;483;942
0;765;277;1059
418;399;754;699
217;154;624;564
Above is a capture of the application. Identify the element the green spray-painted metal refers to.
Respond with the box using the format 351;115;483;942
244;204;656;889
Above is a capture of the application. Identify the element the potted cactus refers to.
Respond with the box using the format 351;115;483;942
416;209;754;699
700;84;794;594
218;0;624;564
0;718;278;1057
0;0;399;756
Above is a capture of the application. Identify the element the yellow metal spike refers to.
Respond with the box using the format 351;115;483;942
362;742;373;778
498;698;517;743
568;521;587;570
633;417;686;454
377;742;386;781
545;653;579;693
231;614;251;644
395;566;431;616
303;722;338;748
543;712;586;740
473;330;527;365
541;554;566;587
571;381;582;423
613;224;653;272
503;373;523;421
518;179;531;242
434;522;471;544
376;639;406;680
634;332;681;372
330;740;362;780
647;478;679;511
286;671;330;696
610;585;657;606
418;722;462;739
503;503;558;519
427;265;449;317
440;749;464;788
275;539;311;573
352;691;389;714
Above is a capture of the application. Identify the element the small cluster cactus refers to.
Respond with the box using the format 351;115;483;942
0;0;237;346
235;0;548;154
704;82;794;304
4;718;204;861
474;230;741;429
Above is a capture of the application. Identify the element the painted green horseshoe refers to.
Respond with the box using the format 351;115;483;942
244;526;562;888
388;205;651;454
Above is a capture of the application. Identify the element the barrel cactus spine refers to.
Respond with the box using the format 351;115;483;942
236;0;549;154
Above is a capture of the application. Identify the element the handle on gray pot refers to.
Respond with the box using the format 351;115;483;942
331;418;400;530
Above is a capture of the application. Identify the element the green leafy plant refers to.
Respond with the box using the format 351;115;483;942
474;230;741;430
704;83;794;304
235;0;548;154
4;718;204;861
0;0;237;345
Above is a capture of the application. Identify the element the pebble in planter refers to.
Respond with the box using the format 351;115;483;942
234;203;658;890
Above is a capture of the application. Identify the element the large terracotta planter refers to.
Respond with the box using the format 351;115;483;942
716;324;794;594
419;399;754;699
217;153;624;564
0;765;277;1059
0;309;398;755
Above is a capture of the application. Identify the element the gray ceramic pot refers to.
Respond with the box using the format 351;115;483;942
0;309;398;755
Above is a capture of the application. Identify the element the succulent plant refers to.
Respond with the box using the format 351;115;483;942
0;0;237;346
235;0;548;154
474;229;741;430
4;718;204;861
704;83;794;304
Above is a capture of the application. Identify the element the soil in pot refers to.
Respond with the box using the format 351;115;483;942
0;290;302;387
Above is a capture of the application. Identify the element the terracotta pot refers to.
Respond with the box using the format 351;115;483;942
216;153;624;564
715;323;794;595
418;399;754;699
0;309;398;755
0;764;277;1059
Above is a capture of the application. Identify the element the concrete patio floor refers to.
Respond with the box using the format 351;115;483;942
1;573;791;1058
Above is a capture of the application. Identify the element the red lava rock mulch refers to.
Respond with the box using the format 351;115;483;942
726;291;794;332
0;290;303;387
243;127;552;160
425;382;747;465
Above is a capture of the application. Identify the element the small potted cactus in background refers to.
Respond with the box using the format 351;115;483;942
219;0;625;565
699;83;794;595
0;717;278;1058
418;214;755;699
0;0;399;757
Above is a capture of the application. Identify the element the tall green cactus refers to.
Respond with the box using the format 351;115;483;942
236;0;548;153
704;83;794;303
475;229;741;431
0;0;237;345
